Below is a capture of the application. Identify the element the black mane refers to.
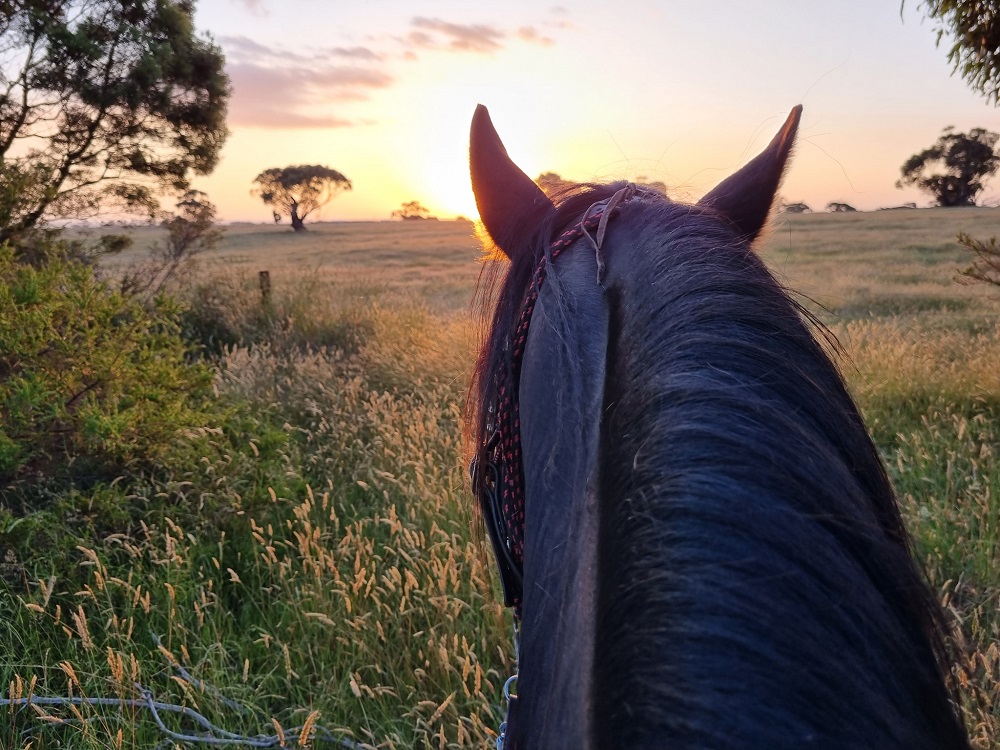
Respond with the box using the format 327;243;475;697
471;185;969;748
596;197;964;746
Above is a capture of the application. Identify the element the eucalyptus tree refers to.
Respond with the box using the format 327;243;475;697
897;127;1000;206
0;0;230;244
251;165;352;231
910;0;1000;104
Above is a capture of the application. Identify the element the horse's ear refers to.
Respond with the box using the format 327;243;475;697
698;105;802;242
470;104;554;258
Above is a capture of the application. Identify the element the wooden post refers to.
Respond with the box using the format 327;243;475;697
259;270;271;306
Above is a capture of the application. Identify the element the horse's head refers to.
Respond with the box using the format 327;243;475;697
468;106;969;750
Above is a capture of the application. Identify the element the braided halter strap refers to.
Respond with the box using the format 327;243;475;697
476;187;634;616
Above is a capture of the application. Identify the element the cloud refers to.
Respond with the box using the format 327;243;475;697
516;26;555;46
226;61;392;129
410;17;505;53
232;0;266;15
232;109;354;129
220;36;381;65
218;14;565;130
328;46;382;61
547;7;575;31
407;30;436;49
220;35;309;63
402;17;561;55
218;37;390;128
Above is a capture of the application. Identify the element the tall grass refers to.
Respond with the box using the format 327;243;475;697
1;274;510;748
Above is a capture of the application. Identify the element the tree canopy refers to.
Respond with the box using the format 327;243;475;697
536;172;573;197
251;165;352;231
897;127;1000;206
391;201;432;220
120;190;223;299
910;1;1000;104
826;201;858;212
779;201;812;214
0;0;230;245
536;171;667;198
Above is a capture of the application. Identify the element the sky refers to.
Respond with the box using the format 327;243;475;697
187;0;1000;222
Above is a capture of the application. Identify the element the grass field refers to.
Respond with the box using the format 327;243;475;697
3;208;1000;747
99;219;485;315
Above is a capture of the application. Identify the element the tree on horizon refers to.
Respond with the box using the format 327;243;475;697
780;201;812;214
536;172;573;197
826;202;858;212
251;166;352;231
536;171;667;198
391;201;433;220
897;127;1000;206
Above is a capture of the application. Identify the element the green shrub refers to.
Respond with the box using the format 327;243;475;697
0;245;217;497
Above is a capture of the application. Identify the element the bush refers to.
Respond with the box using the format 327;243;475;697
119;190;225;301
0;245;217;498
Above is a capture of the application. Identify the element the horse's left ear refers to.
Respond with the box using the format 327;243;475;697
470;104;554;259
698;105;802;242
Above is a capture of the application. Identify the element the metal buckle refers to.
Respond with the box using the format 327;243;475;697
503;673;518;701
496;633;520;749
496;666;519;748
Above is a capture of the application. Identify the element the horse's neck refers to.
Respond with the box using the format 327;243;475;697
589;212;963;748
505;203;967;749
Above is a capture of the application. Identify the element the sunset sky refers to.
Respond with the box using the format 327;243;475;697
189;0;1000;222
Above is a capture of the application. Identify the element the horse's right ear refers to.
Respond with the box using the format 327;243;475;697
470;105;554;259
698;105;802;243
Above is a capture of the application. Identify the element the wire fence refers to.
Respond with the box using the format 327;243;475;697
0;634;364;748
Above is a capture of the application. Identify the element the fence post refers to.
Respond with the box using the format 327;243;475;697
259;270;271;307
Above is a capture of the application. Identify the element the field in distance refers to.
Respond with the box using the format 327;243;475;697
97;207;1000;326
99;219;485;315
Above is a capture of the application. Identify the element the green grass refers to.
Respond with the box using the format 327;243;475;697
4;209;1000;747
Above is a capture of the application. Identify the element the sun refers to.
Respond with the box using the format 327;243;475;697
420;173;479;220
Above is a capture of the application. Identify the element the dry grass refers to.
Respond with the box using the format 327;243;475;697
95;220;484;316
761;207;1000;326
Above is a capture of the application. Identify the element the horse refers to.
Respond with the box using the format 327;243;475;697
467;105;971;750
